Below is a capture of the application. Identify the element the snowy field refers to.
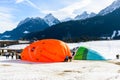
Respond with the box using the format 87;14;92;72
1;40;120;80
68;40;120;59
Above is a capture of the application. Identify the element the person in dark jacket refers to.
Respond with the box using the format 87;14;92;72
5;52;10;59
116;54;119;59
10;52;14;59
64;56;69;62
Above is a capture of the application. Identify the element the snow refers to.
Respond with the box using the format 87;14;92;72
117;30;120;36
99;0;120;15
61;17;73;22
0;57;120;80
2;35;11;38
75;11;89;20
74;11;96;20
1;40;120;80
111;30;117;39
18;40;30;44
68;40;120;59
23;31;30;34
44;13;60;26
110;30;120;39
0;40;16;41
0;44;29;50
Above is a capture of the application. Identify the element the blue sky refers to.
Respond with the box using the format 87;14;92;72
0;0;115;33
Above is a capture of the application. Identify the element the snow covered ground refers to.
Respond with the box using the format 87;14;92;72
0;40;120;80
68;40;120;59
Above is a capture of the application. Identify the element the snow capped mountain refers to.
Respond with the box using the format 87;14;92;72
99;0;120;15
16;17;49;33
61;11;96;21
18;14;60;27
61;17;73;22
17;17;46;27
89;12;96;18
75;11;88;20
75;11;96;20
0;17;49;40
44;13;60;26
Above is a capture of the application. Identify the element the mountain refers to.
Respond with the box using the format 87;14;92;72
61;17;73;22
24;7;120;42
0;17;49;40
89;12;96;18
99;0;120;15
0;13;60;40
43;13;60;26
75;11;96;20
75;11;89;20
61;12;96;22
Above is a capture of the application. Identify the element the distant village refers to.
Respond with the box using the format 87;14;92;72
0;40;30;59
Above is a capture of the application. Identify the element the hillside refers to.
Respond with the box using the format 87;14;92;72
0;17;49;40
0;13;60;40
24;7;120;42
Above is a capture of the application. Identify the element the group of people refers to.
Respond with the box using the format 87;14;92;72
64;47;78;62
4;52;21;59
64;56;72;62
5;52;14;59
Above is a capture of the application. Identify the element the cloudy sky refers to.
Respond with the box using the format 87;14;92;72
0;0;115;33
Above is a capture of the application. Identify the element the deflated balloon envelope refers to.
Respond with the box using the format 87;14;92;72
21;39;72;62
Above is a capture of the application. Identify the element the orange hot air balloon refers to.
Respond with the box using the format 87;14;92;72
21;39;72;62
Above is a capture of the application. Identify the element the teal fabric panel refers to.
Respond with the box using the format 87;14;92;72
87;49;105;60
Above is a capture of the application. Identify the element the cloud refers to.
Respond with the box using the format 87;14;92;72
0;0;42;33
42;0;90;19
42;0;115;20
16;0;25;3
0;7;18;33
16;0;41;10
25;0;41;10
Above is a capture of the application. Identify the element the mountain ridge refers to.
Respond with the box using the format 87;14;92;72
99;0;120;15
43;13;60;26
24;6;120;42
0;17;49;40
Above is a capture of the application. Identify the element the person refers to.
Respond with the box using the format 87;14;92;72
116;54;119;59
5;52;10;59
10;52;14;59
72;51;75;56
68;56;72;62
18;53;21;59
15;53;18;59
64;56;69;62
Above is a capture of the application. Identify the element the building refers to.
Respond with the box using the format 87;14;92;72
0;40;30;56
0;40;18;47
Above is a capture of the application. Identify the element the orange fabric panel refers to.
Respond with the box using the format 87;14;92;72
21;39;71;62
